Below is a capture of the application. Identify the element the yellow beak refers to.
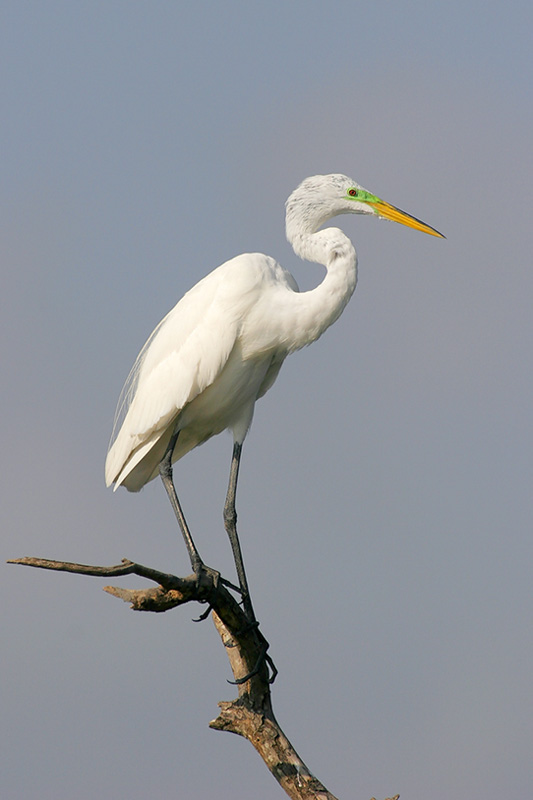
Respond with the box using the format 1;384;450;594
368;200;445;238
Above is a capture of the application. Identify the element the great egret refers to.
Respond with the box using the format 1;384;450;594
106;174;443;619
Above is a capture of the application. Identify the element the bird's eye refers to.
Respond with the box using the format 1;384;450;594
347;188;358;197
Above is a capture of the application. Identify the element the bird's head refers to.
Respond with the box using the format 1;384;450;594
286;173;444;242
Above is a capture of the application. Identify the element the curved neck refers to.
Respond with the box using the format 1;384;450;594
283;226;358;351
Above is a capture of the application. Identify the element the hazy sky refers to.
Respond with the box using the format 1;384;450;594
2;2;532;799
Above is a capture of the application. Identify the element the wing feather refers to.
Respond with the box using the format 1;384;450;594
105;253;295;490
105;267;240;488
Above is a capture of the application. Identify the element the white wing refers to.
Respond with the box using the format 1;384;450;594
105;254;297;490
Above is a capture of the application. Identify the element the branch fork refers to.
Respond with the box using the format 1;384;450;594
9;555;398;800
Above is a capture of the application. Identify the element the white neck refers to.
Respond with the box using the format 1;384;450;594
283;219;358;352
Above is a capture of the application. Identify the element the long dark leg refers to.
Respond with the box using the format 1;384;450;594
159;431;203;574
223;442;255;622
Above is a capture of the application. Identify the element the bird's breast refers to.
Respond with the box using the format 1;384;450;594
177;341;276;434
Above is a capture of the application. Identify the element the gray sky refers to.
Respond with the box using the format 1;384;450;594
2;2;532;798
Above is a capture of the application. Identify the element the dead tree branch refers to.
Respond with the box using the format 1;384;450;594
9;556;398;800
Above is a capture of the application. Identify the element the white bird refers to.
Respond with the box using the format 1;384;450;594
106;174;443;619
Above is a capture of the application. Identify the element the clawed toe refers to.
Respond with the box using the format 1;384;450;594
191;563;221;622
227;643;277;685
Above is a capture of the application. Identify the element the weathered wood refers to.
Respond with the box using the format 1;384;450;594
9;555;398;800
210;611;338;799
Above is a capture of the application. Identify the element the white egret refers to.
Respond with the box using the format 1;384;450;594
106;174;443;619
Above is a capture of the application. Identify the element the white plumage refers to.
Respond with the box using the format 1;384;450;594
105;173;442;610
106;254;300;490
106;173;443;492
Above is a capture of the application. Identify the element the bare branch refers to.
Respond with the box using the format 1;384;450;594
8;556;139;577
9;554;398;800
103;584;189;611
7;557;192;589
209;610;339;800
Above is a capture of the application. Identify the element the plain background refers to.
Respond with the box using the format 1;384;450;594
2;2;532;798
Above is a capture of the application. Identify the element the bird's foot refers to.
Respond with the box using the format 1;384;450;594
227;642;278;685
223;617;260;646
222;614;278;684
191;562;221;622
191;563;252;621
